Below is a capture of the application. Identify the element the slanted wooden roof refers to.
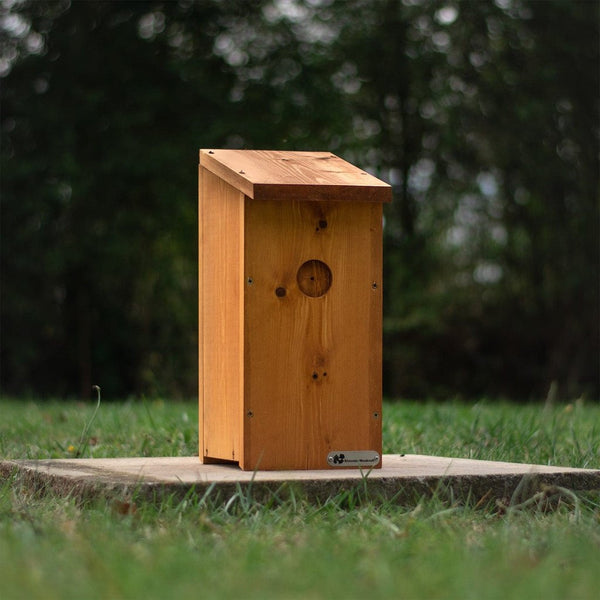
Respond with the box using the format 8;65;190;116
199;149;392;203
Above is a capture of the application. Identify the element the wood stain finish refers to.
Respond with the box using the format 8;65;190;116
199;150;391;470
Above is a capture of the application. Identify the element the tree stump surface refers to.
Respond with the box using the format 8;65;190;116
2;455;598;506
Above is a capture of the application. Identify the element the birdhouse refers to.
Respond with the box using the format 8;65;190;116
198;149;391;470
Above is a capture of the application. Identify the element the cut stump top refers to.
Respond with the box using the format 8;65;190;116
2;454;598;506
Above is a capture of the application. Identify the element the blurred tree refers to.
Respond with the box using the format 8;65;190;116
1;0;240;397
314;0;599;399
1;0;597;400
1;0;346;398
435;0;599;399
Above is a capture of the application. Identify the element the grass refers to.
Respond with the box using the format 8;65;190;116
1;397;599;599
384;399;600;468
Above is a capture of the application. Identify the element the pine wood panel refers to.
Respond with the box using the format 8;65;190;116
200;149;392;204
199;168;244;464
198;166;204;461
242;200;383;470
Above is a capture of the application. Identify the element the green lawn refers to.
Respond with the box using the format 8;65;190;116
1;398;599;600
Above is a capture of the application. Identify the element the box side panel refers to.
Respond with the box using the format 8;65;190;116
368;204;383;457
198;166;204;460
242;200;382;470
200;167;244;464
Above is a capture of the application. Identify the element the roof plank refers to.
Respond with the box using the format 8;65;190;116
199;149;392;203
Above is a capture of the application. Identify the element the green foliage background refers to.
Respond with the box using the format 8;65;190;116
1;0;598;400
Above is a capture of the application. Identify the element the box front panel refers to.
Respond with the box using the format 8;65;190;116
243;200;382;470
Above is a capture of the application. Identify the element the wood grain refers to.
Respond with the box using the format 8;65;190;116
198;166;203;462
200;149;392;204
199;150;388;470
242;200;383;470
199;167;244;464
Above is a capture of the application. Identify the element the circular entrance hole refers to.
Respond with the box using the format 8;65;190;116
296;260;332;297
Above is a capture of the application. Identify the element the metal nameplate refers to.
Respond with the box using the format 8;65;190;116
327;451;380;467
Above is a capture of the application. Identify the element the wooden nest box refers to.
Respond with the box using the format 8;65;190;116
199;149;391;470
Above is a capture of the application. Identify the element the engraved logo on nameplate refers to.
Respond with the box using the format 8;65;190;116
327;451;380;467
